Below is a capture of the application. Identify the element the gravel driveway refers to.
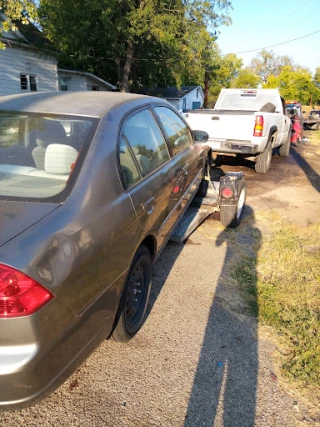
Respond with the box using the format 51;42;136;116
1;143;319;427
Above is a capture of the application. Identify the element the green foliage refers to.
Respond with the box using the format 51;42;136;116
250;49;294;83
263;65;320;105
0;0;37;48
313;67;320;92
231;68;261;89
206;51;243;106
39;0;232;92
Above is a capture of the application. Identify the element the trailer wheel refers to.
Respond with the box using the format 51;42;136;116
279;131;291;157
220;181;246;228
255;142;272;174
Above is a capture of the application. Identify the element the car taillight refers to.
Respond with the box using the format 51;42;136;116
253;115;264;137
0;264;53;318
221;186;234;198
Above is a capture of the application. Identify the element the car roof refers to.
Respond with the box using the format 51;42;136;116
0;92;162;118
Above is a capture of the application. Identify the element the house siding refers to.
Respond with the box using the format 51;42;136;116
183;88;204;110
0;46;58;96
168;99;180;110
58;72;87;91
58;72;111;92
86;76;110;91
166;87;204;112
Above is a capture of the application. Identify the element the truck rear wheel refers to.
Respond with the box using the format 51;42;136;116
279;131;291;157
255;142;272;174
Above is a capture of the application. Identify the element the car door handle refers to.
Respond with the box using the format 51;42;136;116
143;197;155;215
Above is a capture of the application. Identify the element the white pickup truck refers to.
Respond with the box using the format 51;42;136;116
183;88;292;173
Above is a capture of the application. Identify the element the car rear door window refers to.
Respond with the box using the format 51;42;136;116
119;136;141;189
122;109;170;177
154;107;193;155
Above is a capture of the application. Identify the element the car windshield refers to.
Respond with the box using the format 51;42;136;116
0;113;96;201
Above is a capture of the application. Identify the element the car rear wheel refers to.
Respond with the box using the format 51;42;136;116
220;181;246;228
112;245;152;343
279;131;291;157
255;142;272;174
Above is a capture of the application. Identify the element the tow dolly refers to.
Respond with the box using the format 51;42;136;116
170;168;246;243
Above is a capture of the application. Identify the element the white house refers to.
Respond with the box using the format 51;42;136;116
0;14;116;96
58;67;116;92
143;86;204;111
162;86;204;111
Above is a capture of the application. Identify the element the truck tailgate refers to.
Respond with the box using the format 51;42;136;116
185;110;255;142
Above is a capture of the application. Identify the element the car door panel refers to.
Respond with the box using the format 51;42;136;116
153;106;206;206
119;108;174;240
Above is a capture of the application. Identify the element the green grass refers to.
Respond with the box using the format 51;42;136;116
231;214;320;386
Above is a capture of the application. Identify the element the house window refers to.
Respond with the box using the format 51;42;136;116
192;102;201;110
91;85;100;91
197;88;200;98
20;74;37;92
60;85;68;91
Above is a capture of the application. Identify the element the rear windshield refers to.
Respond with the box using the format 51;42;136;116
0;113;97;201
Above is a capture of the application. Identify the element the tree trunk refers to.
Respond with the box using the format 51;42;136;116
203;68;210;108
121;40;134;93
115;58;121;87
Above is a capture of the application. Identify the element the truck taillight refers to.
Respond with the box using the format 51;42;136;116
0;264;54;318
253;115;264;137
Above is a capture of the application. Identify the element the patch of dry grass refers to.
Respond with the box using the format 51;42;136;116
230;212;320;386
304;129;320;147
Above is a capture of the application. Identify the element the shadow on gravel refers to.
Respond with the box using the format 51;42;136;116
184;206;260;427
291;146;320;193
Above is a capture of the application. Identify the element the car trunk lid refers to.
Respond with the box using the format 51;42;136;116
0;201;59;247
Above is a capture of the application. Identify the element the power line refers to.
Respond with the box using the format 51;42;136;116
233;29;320;54
283;1;310;21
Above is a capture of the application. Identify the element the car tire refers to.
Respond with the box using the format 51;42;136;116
220;180;246;228
255;141;272;174
112;245;152;343
279;131;291;157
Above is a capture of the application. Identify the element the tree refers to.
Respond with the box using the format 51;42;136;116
231;68;261;88
205;51;242;106
0;0;37;48
250;49;294;83
39;0;232;92
264;65;319;104
314;67;320;88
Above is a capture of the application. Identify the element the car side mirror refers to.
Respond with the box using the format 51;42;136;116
193;130;209;143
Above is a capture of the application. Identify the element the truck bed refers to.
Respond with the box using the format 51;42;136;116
184;109;256;142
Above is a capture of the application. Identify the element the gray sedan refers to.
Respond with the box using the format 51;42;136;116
0;92;210;410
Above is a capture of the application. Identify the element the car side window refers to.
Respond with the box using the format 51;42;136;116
119;136;141;189
154;107;193;155
122;109;170;177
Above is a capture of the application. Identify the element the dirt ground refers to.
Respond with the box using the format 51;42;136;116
1;135;320;427
216;134;320;226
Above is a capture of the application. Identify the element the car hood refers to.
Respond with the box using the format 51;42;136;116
0;201;60;247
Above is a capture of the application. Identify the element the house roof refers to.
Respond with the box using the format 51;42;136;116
0;13;56;51
14;20;55;51
58;67;117;91
142;86;202;99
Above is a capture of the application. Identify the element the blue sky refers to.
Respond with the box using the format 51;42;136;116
216;0;320;74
